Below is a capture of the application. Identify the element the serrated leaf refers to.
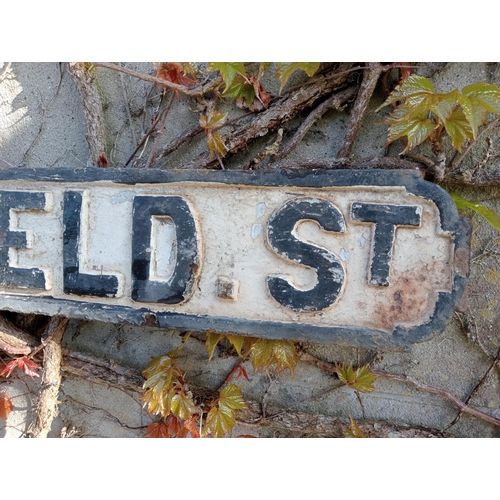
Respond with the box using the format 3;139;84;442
462;83;500;114
276;62;320;92
222;75;256;107
203;405;235;438
155;63;197;87
386;116;435;153
207;62;247;92
144;421;171;438
344;416;365;438
170;391;197;420
444;110;473;152
336;362;377;393
250;339;298;375
430;90;458;123
206;332;225;361
457;93;488;139
0;392;13;419
199;111;228;131
207;132;227;158
377;74;435;110
0;357;41;379
219;384;247;412
226;335;246;357
450;193;500;231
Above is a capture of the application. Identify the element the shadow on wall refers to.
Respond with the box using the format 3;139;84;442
0;63;89;170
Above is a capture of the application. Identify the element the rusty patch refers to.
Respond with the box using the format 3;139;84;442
143;312;158;327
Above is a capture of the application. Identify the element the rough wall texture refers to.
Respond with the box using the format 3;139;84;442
1;62;499;438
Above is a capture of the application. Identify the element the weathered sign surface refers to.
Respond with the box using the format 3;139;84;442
0;168;468;348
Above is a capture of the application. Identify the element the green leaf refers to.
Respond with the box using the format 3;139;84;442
386;115;435;153
377;75;435;110
430;90;458;123
450;193;500;231
207;132;227;158
218;384;247;412
344;416;365;438
444;110;473;152
336;362;377;393
462;83;500;114
207;62;247;92
199;110;228;131
226;335;246;357
276;62;320;92
250;339;298;375
457;93;487;139
206;332;225;361
170;391;197;420
203;405;235;438
222;75;256;107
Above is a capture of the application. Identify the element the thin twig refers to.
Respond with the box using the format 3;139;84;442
92;62;221;97
444;345;500;430
338;62;383;158
273;86;357;161
145;91;175;168
372;370;500;428
118;67;138;146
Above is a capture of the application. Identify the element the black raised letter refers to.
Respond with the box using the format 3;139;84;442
0;191;46;289
351;203;421;286
267;198;345;312
64;191;119;297
132;196;199;304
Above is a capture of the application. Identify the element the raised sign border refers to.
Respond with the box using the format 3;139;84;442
0;168;469;349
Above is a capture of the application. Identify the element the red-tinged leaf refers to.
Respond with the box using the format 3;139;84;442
184;416;200;438
98;155;108;168
235;434;257;438
207;132;227;158
0;392;13;419
155;63;197;87
144;421;171;438
236;365;249;381
250;76;272;109
276;63;320;92
1;357;41;379
0;360;17;378
207;63;247;92
206;332;225;361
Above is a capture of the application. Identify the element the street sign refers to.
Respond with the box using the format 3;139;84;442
0;168;468;348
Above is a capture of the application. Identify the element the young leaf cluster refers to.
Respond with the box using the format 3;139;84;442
206;332;299;375
379;75;500;153
335;361;377;393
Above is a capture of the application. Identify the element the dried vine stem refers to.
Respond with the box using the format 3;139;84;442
272;86;357;162
26;317;69;438
92;62;221;97
67;63;107;167
181;63;357;170
337;62;383;158
299;351;500;429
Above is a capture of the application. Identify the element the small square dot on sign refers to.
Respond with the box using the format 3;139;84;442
216;277;239;300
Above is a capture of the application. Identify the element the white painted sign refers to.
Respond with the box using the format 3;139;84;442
0;168;468;348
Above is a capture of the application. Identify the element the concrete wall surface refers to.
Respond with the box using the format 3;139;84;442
1;62;500;438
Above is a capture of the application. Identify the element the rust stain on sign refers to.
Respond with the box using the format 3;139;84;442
0;168;468;348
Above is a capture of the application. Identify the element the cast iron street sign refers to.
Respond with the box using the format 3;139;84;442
0;168;468;348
